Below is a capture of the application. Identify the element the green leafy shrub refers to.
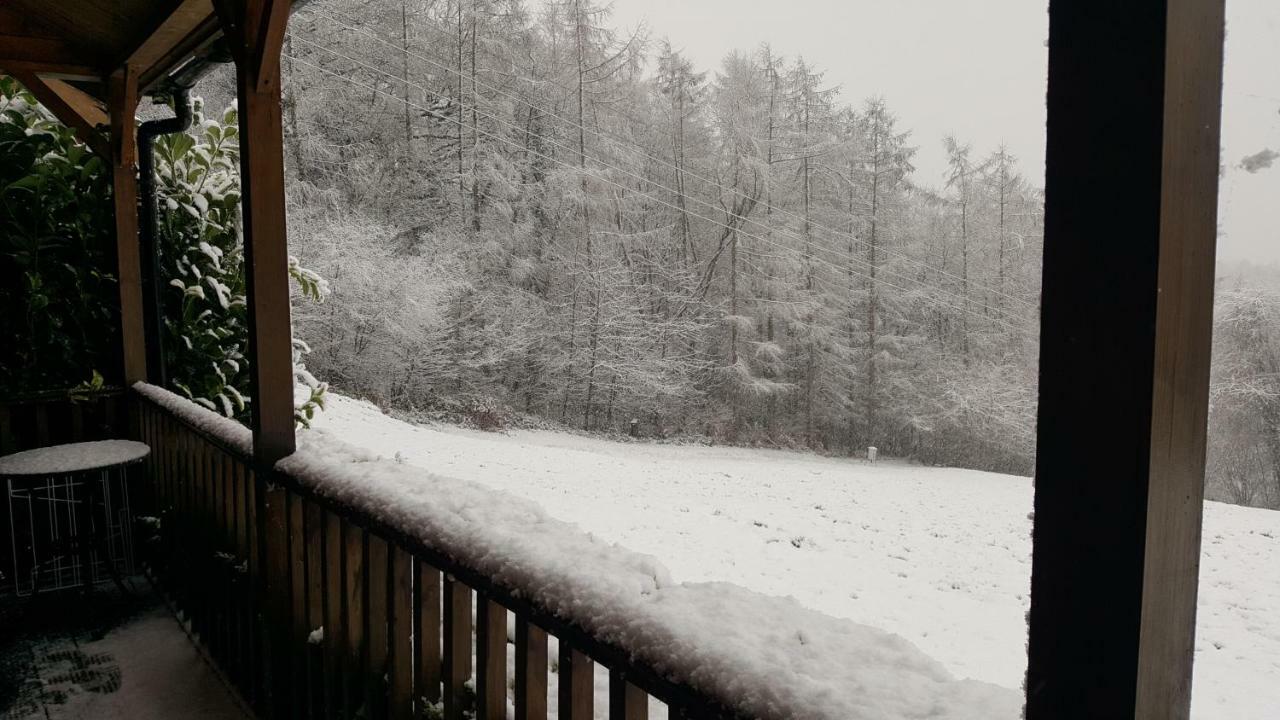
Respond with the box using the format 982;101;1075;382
154;97;328;426
0;76;118;395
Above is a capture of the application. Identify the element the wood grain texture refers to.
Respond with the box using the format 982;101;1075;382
235;58;295;464
476;595;508;720
1137;0;1225;716
289;491;309;710
367;534;391;718
122;0;214;72
1027;1;1223;717
108;66;145;385
264;484;292;718
389;547;414;720
9;71;108;156
558;643;593;720
514;618;547;720
304;499;325;719
323;510;345;718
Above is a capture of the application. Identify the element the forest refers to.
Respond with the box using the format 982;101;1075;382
177;0;1276;506
197;0;1042;474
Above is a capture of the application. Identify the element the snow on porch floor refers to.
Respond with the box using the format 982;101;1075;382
0;582;247;720
310;392;1280;719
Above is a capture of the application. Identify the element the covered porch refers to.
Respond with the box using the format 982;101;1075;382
1;0;1227;719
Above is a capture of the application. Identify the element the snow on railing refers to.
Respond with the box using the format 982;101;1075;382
132;382;1020;720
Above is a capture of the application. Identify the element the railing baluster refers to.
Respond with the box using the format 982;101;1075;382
212;449;227;664
476;594;508;720
179;426;193;621
33;402;49;446
304;499;326;719
515;617;548;720
415;559;442;708
246;467;262;709
217;448;229;664
559;643;593;720
70;402;84;442
344;521;367;717
133;397;741;720
442;576;473;720
290;491;309;712
187;427;199;616
197;431;208;626
609;669;648;720
367;534;391;718
265;483;292;719
0;403;12;454
207;440;220;640
389;547;414;720
233;460;249;695
323;510;344;719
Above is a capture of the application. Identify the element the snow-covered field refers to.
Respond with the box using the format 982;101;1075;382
310;394;1280;719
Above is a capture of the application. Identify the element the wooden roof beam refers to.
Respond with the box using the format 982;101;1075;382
9;70;109;158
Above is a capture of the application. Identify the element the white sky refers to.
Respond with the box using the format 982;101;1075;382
600;0;1280;264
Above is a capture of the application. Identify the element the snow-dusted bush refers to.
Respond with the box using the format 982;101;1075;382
0;76;118;393
155;97;328;426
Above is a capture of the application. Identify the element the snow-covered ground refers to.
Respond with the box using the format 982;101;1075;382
310;393;1280;719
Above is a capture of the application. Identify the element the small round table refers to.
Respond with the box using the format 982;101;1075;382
1;440;150;595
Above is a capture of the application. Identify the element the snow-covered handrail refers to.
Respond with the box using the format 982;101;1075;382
131;383;1020;720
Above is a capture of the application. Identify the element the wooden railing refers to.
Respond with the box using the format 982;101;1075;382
134;390;739;720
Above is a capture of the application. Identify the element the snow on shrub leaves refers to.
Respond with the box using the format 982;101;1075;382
154;96;328;427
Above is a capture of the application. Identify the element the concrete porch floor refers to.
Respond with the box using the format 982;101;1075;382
0;579;247;720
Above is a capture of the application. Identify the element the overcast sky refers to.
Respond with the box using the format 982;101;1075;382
601;0;1280;265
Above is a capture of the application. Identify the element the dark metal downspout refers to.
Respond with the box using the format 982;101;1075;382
138;89;193;388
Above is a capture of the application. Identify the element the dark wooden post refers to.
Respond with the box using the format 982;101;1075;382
108;66;146;386
210;3;294;717
213;0;295;465
1027;0;1224;718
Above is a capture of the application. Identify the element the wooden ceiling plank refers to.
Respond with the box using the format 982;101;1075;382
0;59;101;81
9;70;110;157
122;0;217;75
0;33;104;77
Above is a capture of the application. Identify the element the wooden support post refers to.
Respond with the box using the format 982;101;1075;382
1027;1;1225;718
214;0;295;464
107;66;146;385
389;548;415;720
